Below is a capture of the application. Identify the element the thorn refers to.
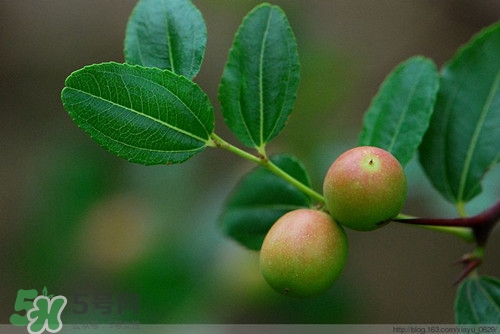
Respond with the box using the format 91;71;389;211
453;253;473;266
453;258;481;286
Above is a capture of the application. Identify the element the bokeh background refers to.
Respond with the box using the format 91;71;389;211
2;0;500;324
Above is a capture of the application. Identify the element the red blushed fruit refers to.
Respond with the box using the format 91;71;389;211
259;209;348;298
323;146;407;231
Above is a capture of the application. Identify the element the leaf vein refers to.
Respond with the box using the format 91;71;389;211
387;67;424;152
457;69;500;202
258;8;274;147
68;85;208;144
163;0;176;73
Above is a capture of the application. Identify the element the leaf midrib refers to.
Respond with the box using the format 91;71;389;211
387;65;425;153
65;85;210;145
258;8;274;147
163;0;176;74
81;115;204;154
457;68;500;202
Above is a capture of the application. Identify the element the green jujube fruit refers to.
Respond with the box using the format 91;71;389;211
323;146;407;231
259;209;348;298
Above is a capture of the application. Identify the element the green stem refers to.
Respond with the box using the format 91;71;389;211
264;159;325;204
209;133;262;165
457;201;468;218
395;213;474;242
394;199;500;246
210;133;325;204
411;225;474;243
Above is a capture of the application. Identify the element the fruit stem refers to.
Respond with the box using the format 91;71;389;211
210;133;325;204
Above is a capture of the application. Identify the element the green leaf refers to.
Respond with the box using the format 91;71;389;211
42;287;48;296
61;62;214;165
419;22;500;204
124;0;206;79
218;3;300;150
220;154;312;250
455;275;500;324
358;56;439;166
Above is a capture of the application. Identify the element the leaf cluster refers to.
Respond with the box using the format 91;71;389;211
60;0;500;324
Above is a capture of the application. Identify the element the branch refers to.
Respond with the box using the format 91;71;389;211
393;199;500;246
395;201;500;285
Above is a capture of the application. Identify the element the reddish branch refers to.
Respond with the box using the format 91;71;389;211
393;199;500;246
393;199;500;284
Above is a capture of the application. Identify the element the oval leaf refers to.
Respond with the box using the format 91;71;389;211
124;0;207;79
455;275;500;324
218;4;300;149
220;154;312;250
61;62;214;165
419;22;500;204
358;56;439;166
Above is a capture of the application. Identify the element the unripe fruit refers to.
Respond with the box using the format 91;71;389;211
259;209;348;298
323;146;407;231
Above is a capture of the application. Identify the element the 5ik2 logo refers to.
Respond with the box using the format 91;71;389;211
10;286;67;334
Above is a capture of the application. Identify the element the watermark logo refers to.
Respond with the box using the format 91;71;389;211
10;287;67;334
11;287;141;332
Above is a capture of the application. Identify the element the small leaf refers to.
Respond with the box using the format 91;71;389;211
455;275;500;324
358;56;439;166
419;22;500;204
124;0;207;79
48;294;54;299
218;3;300;149
61;62;214;165
220;154;312;250
42;287;48;296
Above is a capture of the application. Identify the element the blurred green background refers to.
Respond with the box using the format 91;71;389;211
2;0;500;324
